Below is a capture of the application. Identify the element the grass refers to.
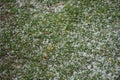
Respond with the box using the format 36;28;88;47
0;0;120;80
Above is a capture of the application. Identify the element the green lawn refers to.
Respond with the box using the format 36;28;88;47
0;0;120;80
